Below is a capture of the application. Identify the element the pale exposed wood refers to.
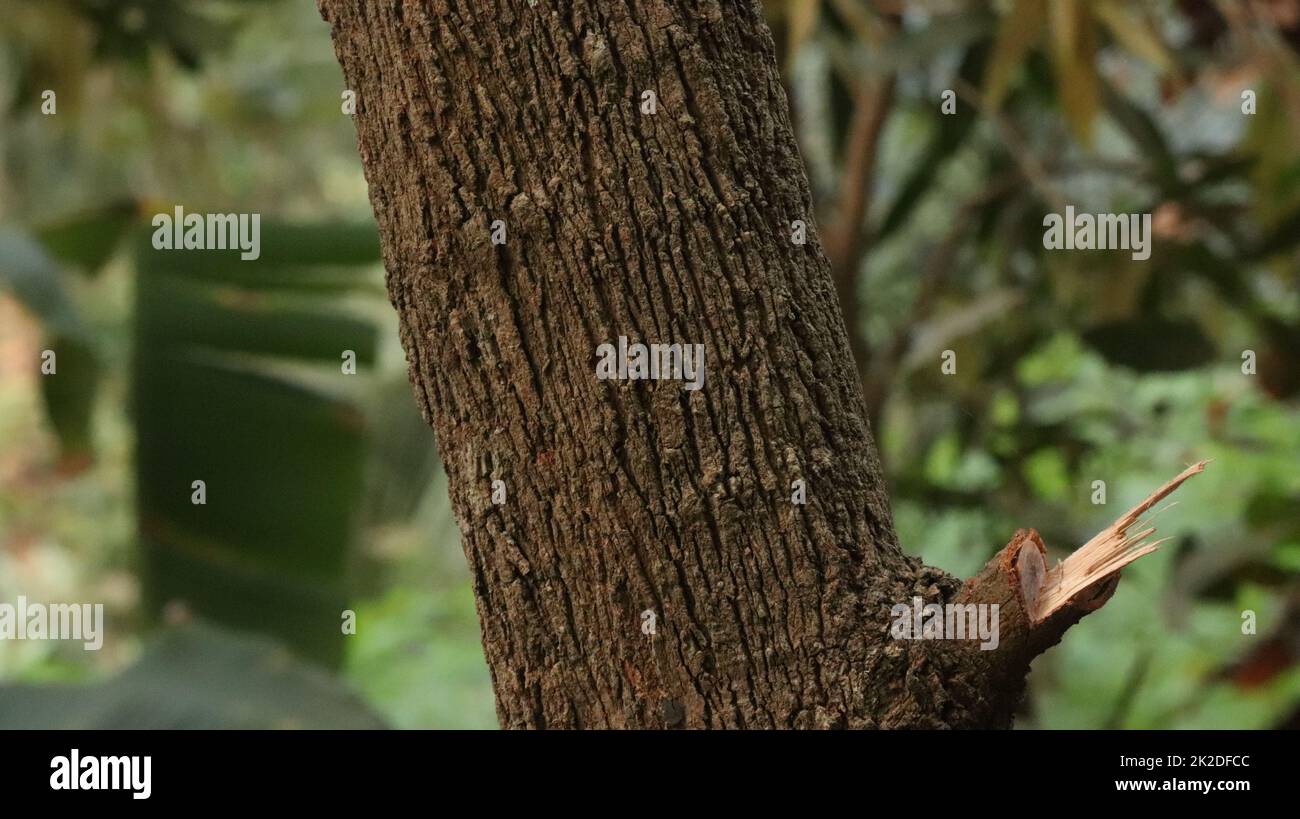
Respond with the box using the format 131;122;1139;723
1031;460;1209;622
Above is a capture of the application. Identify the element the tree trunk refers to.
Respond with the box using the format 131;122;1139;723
318;0;1106;728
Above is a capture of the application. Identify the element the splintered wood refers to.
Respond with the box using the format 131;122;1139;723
1029;461;1209;623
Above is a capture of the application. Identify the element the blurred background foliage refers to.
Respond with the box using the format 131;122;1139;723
0;0;1297;729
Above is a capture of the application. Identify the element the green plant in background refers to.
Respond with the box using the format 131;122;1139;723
0;207;482;724
0;622;386;729
132;221;382;667
1;0;486;725
0;211;128;468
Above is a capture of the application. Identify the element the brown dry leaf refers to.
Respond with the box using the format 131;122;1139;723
786;0;822;64
983;0;1047;111
1049;0;1100;148
827;0;876;47
1093;0;1177;75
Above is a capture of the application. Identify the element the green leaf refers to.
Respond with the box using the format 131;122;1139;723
0;623;386;729
1081;318;1217;371
1102;84;1177;190
0;227;88;341
35;201;139;277
136;273;378;365
345;586;495;729
136;221;383;292
132;222;381;667
39;334;101;465
0;228;101;462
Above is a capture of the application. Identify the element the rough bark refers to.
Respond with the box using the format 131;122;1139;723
318;0;1113;728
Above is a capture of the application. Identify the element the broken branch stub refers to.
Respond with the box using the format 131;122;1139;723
936;462;1207;727
962;460;1208;644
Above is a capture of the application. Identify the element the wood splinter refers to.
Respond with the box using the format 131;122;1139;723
956;461;1209;659
1029;460;1209;623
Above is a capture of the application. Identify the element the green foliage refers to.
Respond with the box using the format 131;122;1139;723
36;201;140;276
132;225;382;668
345;586;496;730
0;228;102;463
0;622;386;729
821;0;1300;725
0;228;89;339
0;0;454;727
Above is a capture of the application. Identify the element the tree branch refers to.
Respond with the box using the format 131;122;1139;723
825;76;896;284
824;74;896;397
943;461;1208;725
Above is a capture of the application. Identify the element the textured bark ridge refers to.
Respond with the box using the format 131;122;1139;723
318;0;1193;728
